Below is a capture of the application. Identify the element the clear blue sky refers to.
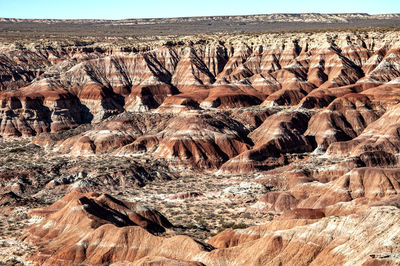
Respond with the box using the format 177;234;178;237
0;0;399;19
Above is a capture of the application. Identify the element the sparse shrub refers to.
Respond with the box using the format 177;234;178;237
232;222;248;229
9;147;26;153
220;222;234;229
241;212;252;219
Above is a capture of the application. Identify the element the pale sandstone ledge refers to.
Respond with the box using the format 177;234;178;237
1;13;400;24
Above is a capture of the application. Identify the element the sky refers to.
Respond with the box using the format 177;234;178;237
0;0;399;20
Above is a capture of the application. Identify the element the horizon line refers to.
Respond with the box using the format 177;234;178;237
1;12;400;21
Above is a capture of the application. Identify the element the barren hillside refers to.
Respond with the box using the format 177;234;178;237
0;16;400;265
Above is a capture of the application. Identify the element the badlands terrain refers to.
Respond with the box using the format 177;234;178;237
1;14;400;265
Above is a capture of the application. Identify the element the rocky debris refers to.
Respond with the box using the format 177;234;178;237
169;191;203;200
0;191;26;207
222;181;268;196
0;139;177;203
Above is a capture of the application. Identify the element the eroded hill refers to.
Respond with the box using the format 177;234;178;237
1;28;400;265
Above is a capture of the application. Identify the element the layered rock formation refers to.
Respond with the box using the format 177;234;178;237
1;30;399;170
3;29;400;265
204;206;400;265
23;190;400;265
23;190;212;266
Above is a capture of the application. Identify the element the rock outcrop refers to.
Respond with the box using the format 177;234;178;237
23;191;400;266
221;110;315;172
204;206;400;265
23;190;213;266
